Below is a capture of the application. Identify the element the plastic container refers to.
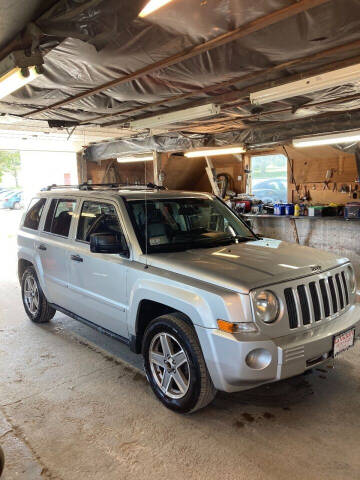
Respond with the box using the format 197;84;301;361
285;204;294;216
308;206;324;217
294;204;300;217
345;202;360;218
274;204;286;215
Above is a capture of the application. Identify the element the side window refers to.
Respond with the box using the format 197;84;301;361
23;198;46;230
44;198;76;237
77;201;123;242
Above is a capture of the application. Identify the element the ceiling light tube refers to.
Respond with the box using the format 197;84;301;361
130;104;220;129
139;0;175;17
117;155;154;163
184;145;245;158
0;66;40;100
250;64;360;106
293;130;360;148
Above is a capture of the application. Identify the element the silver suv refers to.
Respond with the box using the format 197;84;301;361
18;185;359;413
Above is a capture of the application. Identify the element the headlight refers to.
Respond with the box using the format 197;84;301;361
253;290;280;324
345;265;356;294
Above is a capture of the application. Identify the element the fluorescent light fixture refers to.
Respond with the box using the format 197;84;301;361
250;64;360;105
130;104;220;129
184;145;245;158
0;66;40;100
139;0;174;17
117;155;153;163
293;130;360;148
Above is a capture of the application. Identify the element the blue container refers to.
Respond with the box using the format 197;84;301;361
285;204;294;215
274;204;286;215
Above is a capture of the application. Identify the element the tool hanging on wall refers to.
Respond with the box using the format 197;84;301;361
300;184;311;201
353;184;359;199
323;168;333;190
355;146;360;184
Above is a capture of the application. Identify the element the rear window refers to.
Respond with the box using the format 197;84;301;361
44;198;76;237
23;198;46;230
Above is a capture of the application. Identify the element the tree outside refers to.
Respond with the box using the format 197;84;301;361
0;151;21;187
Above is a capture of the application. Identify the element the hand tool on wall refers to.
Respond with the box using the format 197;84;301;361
355;146;360;184
353;184;359;199
323;168;333;190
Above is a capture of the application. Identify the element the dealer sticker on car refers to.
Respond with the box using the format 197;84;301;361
333;329;355;356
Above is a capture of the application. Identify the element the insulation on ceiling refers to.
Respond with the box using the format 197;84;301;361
1;0;360;158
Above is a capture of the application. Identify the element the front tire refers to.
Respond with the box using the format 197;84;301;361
0;445;4;477
21;267;56;323
143;313;216;413
12;201;20;210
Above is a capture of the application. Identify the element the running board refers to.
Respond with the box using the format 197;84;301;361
50;303;130;346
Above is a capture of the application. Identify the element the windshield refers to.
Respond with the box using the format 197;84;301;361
126;196;256;253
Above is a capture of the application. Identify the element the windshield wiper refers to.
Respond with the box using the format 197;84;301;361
232;235;259;243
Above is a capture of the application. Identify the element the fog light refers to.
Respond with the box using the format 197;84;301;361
245;348;272;370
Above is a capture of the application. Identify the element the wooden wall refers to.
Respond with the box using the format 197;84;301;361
87;158;154;185
84;145;358;204
273;145;358;205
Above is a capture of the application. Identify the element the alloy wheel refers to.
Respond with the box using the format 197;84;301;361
149;332;190;399
24;275;40;315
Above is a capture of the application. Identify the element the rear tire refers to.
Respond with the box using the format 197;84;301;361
21;266;56;323
143;313;216;413
0;445;4;477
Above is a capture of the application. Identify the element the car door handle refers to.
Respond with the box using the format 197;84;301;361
71;254;83;263
38;244;47;251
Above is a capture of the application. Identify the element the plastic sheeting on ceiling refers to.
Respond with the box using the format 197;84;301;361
2;0;360;158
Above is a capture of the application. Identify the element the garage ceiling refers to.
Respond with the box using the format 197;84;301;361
1;0;360;155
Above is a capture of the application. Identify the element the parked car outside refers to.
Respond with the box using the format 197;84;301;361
0;191;23;209
17;186;359;413
252;178;287;203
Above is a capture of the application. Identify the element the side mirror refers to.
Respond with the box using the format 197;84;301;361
90;232;129;256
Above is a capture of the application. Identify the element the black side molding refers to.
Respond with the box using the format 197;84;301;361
50;303;131;347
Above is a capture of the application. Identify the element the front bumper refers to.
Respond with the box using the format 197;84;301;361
196;304;360;393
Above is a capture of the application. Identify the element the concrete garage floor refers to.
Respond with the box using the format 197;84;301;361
0;210;359;480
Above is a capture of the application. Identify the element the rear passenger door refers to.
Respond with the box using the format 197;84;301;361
67;199;129;339
37;198;77;305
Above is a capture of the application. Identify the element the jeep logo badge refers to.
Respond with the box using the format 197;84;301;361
311;265;322;272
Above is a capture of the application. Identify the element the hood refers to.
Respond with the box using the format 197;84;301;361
146;238;348;294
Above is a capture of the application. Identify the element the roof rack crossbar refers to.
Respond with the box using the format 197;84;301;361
45;182;166;191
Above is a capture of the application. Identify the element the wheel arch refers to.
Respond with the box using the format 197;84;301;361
18;258;33;282
131;300;194;353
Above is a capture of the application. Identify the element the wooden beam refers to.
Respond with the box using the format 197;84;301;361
24;0;330;118
152;151;162;186
89;38;360;126
106;52;360;129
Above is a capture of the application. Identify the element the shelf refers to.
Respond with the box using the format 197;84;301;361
242;214;360;220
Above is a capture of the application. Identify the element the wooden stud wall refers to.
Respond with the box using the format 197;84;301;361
282;145;358;204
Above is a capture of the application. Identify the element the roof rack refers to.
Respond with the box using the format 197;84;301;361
45;182;166;191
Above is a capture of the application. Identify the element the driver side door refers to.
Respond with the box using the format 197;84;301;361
67;199;130;339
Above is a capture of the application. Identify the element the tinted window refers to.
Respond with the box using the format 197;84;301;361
23;198;46;230
127;197;254;253
44;199;76;237
44;199;57;232
77;201;122;242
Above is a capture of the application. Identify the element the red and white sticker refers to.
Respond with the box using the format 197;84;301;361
333;329;355;357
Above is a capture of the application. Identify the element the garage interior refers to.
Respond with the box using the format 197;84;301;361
0;0;360;479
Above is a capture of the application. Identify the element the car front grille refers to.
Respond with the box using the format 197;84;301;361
285;268;350;329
